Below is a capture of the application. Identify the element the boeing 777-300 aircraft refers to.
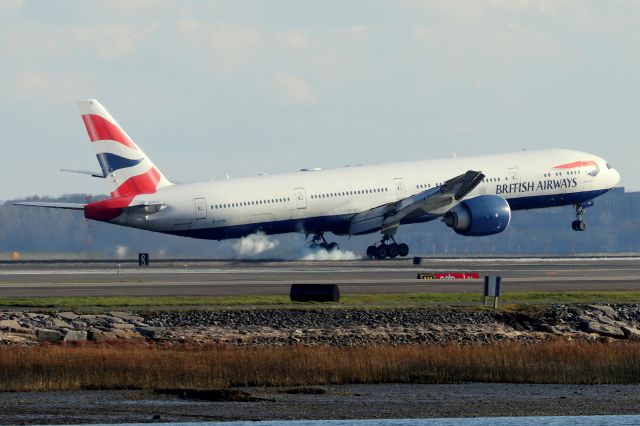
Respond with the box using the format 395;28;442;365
16;100;621;259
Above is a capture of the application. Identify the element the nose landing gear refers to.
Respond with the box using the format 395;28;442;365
366;235;410;259
571;204;586;232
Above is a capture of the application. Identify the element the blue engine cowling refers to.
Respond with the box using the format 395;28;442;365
443;195;511;236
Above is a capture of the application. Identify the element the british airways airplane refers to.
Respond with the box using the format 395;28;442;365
16;100;621;259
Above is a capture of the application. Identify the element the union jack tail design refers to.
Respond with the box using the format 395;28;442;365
77;99;172;198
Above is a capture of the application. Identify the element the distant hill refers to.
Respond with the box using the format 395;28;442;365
1;188;637;259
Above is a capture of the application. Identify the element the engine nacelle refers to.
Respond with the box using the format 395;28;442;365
443;195;511;236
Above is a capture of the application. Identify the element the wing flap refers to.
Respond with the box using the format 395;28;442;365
349;170;485;236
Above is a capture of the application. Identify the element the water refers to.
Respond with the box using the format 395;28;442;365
78;416;640;426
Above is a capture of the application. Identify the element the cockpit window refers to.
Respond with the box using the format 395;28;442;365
606;163;613;169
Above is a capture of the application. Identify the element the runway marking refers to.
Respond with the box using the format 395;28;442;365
1;276;639;288
2;267;640;276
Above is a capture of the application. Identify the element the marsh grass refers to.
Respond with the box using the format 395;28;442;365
1;340;639;391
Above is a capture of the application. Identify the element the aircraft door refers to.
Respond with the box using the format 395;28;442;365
508;168;521;185
394;178;406;200
294;187;307;209
194;198;207;220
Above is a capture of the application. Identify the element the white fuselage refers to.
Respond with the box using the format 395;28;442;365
117;149;620;240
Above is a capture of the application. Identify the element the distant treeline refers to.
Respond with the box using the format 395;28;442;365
1;188;637;258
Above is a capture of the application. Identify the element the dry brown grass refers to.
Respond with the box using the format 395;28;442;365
1;340;639;391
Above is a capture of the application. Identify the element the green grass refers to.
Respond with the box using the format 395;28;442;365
0;290;638;310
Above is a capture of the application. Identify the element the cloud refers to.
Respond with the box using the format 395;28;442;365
0;0;23;11
3;22;158;62
274;31;311;49
209;24;262;72
485;0;556;14
414;26;429;39
11;70;88;104
73;26;146;60
94;0;174;16
348;25;368;38
273;73;317;105
177;19;201;33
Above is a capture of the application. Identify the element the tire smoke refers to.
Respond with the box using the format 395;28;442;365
231;232;361;260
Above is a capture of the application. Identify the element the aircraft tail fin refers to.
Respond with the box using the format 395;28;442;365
77;99;172;198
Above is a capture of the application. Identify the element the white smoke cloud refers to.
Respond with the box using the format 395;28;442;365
114;245;129;259
233;232;279;257
231;232;362;260
300;247;361;261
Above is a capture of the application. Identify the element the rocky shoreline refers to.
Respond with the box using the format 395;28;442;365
1;304;640;346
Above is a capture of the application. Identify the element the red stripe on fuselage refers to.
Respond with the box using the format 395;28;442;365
553;160;598;169
111;167;161;198
81;114;137;150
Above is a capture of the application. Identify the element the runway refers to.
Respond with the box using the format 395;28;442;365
0;257;639;298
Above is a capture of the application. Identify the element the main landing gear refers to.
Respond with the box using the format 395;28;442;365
307;232;339;251
571;204;586;232
366;235;410;259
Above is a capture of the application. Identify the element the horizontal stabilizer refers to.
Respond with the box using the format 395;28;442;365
13;202;85;210
61;169;105;178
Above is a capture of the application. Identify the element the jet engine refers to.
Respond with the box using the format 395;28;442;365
443;195;511;236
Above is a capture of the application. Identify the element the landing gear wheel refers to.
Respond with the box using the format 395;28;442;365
572;204;587;232
366;245;376;258
308;232;339;251
376;245;388;260
398;243;409;257
388;243;399;259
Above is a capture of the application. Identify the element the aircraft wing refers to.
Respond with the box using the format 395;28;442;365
349;170;484;236
13;202;86;210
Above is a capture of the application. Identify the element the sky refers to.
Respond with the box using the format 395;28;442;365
1;0;639;201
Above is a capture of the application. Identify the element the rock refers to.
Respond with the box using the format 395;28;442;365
112;323;135;330
88;330;118;342
0;333;36;344
57;312;78;321
49;318;71;328
588;305;619;320
109;311;144;322
114;329;143;340
137;327;168;340
0;320;22;330
621;325;640;340
63;329;87;342
594;314;617;326
577;314;593;324
584;321;625;338
36;328;64;342
0;320;34;335
78;315;99;320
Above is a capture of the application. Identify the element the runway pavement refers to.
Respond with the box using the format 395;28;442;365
0;257;639;298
